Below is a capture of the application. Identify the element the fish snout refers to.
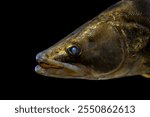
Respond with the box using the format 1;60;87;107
36;52;52;69
36;51;64;69
36;52;48;62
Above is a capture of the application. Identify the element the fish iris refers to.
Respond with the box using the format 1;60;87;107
67;46;81;56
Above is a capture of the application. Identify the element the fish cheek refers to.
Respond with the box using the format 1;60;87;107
97;38;124;73
80;30;124;73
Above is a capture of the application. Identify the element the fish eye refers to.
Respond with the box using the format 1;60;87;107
67;45;81;56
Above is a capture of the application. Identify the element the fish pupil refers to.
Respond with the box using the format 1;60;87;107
71;47;77;54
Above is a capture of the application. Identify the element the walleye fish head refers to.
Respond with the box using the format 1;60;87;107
35;0;150;80
35;21;125;80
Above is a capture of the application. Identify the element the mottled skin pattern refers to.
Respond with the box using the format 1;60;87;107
35;0;150;80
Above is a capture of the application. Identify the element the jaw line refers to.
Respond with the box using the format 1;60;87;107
35;65;86;78
44;59;83;73
35;59;87;77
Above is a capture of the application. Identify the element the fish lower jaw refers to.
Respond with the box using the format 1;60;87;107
35;63;87;78
35;65;47;76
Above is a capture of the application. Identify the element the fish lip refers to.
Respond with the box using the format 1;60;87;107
38;61;63;69
35;53;87;78
36;57;64;69
35;63;86;78
35;65;46;75
35;65;87;79
36;58;84;73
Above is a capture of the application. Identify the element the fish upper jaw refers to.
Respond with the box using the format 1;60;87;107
36;52;64;69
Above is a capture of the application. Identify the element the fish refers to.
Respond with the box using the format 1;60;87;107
35;0;150;80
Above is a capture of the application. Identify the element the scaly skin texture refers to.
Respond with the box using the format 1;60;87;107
35;0;150;80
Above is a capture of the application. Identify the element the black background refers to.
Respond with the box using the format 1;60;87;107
2;0;150;99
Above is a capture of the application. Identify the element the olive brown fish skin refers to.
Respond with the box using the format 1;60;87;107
35;0;150;80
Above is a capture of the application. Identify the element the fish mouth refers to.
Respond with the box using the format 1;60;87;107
35;58;87;79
